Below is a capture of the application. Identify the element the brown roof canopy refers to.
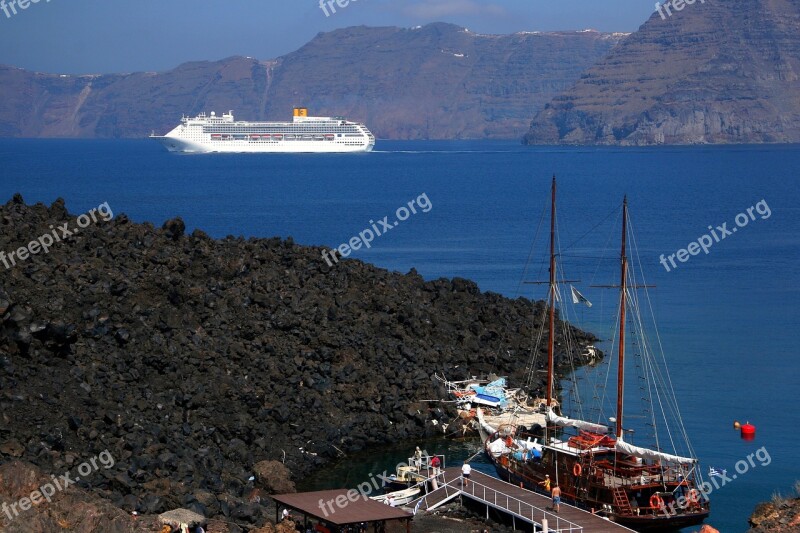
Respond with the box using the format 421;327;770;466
273;489;413;526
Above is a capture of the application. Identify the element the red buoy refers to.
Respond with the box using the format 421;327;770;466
741;422;756;441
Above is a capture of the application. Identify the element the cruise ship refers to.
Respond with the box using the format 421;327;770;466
150;108;375;153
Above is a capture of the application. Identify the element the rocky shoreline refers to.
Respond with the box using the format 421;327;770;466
0;458;506;533
747;486;800;533
0;195;598;531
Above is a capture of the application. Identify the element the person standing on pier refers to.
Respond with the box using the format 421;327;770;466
461;462;471;487
538;474;551;492
551;484;561;513
431;454;441;477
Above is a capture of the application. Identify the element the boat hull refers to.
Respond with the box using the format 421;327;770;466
151;135;373;154
377;474;425;492
614;512;710;532
369;487;421;506
486;435;709;533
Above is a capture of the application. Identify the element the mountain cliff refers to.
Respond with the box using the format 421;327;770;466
0;23;624;140
524;0;800;145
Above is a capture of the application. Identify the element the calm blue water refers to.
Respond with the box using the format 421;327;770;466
1;139;798;532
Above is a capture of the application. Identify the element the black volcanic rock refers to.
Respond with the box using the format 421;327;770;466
162;217;186;240
0;23;624;140
748;492;800;532
525;0;800;145
0;461;160;532
0;196;598;527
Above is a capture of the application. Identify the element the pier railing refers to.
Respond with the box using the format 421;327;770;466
464;474;583;533
412;475;461;512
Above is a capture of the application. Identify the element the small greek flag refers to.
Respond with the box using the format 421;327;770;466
709;466;727;477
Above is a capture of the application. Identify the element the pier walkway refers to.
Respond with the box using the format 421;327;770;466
412;467;634;533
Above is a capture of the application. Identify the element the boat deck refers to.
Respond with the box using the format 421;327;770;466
480;410;547;429
413;467;635;533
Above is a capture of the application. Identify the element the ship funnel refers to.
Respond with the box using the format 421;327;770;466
293;107;308;117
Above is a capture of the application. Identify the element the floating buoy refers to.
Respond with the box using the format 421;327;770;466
733;421;741;430
740;422;756;441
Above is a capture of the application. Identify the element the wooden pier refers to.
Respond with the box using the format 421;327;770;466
412;467;635;533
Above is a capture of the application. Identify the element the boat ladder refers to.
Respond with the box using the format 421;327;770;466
612;487;633;516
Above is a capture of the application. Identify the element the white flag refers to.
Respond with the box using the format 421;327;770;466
571;286;592;307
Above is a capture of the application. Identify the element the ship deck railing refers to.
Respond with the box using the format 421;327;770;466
596;468;694;489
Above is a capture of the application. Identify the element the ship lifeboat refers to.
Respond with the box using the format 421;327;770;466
285;134;296;140
211;134;222;139
324;134;335;140
314;135;324;140
250;135;260;140
273;134;284;140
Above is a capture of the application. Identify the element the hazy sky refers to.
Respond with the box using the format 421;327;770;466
0;0;657;74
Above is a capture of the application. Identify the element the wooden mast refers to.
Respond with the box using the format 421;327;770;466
616;197;628;439
546;176;556;410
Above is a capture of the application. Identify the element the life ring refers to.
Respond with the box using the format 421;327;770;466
573;463;582;476
650;494;664;509
688;489;700;504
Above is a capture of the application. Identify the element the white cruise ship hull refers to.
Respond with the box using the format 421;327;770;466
152;136;373;154
151;109;375;154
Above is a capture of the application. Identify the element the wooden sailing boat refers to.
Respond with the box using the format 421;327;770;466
483;178;710;531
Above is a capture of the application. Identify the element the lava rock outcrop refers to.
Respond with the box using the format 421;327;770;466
0;196;597;527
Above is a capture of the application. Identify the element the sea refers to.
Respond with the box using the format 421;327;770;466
1;139;798;532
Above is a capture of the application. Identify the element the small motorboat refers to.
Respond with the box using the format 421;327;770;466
369;486;421;507
378;465;427;492
377;451;445;491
